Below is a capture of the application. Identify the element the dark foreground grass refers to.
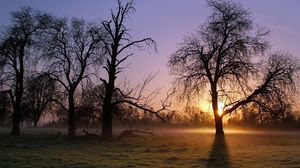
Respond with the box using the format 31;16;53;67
0;128;300;168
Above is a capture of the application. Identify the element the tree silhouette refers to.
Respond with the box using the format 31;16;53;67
99;0;171;138
23;73;56;127
41;17;105;136
0;7;53;136
169;0;299;135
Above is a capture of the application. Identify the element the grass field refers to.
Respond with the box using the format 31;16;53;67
0;128;300;168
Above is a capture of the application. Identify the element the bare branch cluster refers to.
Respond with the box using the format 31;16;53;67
99;0;167;135
0;7;54;135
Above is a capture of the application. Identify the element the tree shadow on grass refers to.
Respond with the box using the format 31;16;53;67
207;134;230;168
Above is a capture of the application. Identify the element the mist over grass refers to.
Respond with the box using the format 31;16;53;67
0;127;300;168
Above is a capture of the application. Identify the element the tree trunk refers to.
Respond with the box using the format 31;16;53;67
102;101;113;138
68;93;76;136
33;112;39;127
11;103;20;136
33;120;38;127
11;47;24;136
212;85;224;135
101;49;116;139
101;73;115;139
214;115;224;135
101;80;114;138
11;81;22;136
1;95;6;122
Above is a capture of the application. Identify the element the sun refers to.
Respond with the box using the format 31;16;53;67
198;100;225;116
217;102;224;116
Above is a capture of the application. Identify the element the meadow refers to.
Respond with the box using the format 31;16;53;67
0;128;300;168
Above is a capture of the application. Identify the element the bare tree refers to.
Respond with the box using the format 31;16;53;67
42;17;105;136
169;0;299;135
0;7;53;136
99;0;172;138
23;72;56;127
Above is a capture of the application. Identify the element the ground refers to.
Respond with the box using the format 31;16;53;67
0;127;300;168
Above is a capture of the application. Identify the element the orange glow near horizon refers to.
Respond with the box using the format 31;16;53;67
198;100;225;116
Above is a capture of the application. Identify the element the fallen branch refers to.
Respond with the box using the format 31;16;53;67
82;129;101;137
130;129;153;135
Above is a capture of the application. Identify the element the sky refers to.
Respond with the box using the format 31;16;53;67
0;0;300;108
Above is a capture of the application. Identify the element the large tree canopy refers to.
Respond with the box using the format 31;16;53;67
0;7;53;135
41;17;105;136
169;0;299;134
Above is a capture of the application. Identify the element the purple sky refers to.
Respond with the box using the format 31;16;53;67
1;0;300;105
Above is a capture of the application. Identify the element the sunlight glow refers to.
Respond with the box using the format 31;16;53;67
198;100;225;116
217;102;224;116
